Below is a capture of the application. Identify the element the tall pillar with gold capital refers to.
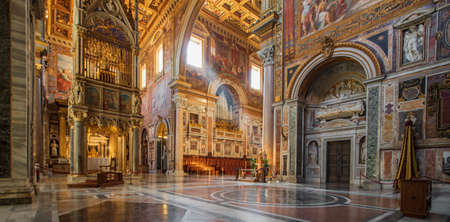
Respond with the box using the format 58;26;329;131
173;94;187;176
131;119;141;173
257;45;275;172
69;110;87;175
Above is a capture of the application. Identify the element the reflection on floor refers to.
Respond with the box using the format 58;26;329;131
1;174;449;222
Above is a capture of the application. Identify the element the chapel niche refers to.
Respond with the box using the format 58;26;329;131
303;58;367;129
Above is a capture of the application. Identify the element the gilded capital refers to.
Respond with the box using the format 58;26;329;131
69;109;87;122
257;45;274;65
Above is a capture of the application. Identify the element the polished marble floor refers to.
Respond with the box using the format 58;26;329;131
1;174;449;222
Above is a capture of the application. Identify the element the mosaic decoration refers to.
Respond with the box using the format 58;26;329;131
399;77;425;102
284;0;429;59
437;6;450;60
367;30;389;56
288;104;297;176
427;73;450;138
120;93;132;114
103;89;118;111
399;109;424;140
367;87;379;178
86;86;100;108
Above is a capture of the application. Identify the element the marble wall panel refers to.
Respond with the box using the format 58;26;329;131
437;6;450;60
367;87;379;178
382;82;394;144
288;104;297;176
382;151;393;179
425;149;436;178
426;73;450;138
0;0;10;178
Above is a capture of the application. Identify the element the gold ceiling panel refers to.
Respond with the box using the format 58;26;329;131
203;0;261;33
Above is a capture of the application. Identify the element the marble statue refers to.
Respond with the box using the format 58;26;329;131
403;24;424;63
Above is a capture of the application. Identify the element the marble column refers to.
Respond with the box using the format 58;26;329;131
131;121;140;173
364;77;384;179
70;111;87;175
173;94;187;176
287;100;304;183
258;45;274;172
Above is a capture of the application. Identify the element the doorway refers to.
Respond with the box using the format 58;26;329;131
156;122;168;173
326;140;350;184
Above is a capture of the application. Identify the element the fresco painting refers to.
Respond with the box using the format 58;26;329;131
56;54;73;95
103;89;118;111
86;86;100;108
210;31;247;78
120;93;132;114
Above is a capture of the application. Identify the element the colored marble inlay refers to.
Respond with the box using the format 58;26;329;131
367;87;379;178
0;0;10;178
289;104;297;176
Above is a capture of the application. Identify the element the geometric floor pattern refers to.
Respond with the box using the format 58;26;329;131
0;174;449;222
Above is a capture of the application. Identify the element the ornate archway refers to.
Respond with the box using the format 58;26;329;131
288;43;382;100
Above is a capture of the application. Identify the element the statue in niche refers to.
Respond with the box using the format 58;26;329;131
359;137;366;164
50;139;59;157
132;93;141;114
307;141;319;166
403;24;425;64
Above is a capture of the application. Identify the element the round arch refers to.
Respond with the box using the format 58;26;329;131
174;0;206;79
208;76;249;106
288;43;381;100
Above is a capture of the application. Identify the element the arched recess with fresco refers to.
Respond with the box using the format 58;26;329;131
287;43;381;185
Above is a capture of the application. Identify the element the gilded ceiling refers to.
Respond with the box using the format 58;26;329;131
202;0;261;33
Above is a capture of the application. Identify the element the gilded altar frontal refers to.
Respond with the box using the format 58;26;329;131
1;0;450;221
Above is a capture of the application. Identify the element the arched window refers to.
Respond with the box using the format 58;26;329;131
187;36;203;68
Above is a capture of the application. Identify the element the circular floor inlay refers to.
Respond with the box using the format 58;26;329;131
212;187;347;207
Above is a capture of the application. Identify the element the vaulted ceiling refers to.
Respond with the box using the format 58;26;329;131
130;0;261;43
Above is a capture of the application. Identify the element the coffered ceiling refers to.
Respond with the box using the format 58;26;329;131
202;0;261;33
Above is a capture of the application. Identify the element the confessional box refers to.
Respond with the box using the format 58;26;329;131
400;179;432;218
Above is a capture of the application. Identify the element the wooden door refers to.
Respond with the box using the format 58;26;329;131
327;141;351;184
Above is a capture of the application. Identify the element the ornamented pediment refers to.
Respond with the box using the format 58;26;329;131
394;7;434;29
